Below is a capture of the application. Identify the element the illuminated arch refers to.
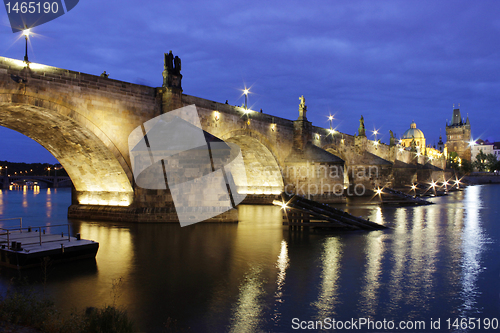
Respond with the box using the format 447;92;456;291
221;129;284;195
0;97;134;206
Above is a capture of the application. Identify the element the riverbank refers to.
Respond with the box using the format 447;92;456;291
0;288;134;333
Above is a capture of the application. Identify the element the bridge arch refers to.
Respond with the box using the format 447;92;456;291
321;143;347;161
221;129;284;195
0;95;134;206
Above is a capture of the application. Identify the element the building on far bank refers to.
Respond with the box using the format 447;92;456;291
493;142;500;161
471;139;493;162
445;107;471;161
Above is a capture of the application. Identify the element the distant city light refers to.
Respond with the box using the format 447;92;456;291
375;187;383;195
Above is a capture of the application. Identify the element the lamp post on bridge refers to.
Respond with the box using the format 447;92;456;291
243;88;249;110
23;27;30;64
372;129;379;148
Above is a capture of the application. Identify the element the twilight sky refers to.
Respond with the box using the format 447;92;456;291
1;0;499;163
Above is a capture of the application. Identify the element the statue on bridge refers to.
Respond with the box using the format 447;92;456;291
389;130;396;146
174;56;181;73
163;51;182;89
298;95;307;120
165;51;174;70
358;115;366;137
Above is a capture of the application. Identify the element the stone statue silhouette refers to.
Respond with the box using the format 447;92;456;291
174;56;181;72
358;115;366;136
165;51;174;70
299;95;305;108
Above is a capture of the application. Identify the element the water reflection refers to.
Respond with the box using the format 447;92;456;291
0;190;3;215
272;240;289;325
313;237;342;318
460;185;489;315
358;232;384;317
0;187;497;332
229;267;264;333
387;208;409;312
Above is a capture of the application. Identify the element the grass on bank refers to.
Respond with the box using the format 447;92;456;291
0;287;135;333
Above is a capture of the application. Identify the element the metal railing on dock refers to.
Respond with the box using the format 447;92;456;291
0;218;72;250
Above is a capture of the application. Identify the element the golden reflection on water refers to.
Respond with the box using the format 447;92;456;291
228;267;264;333
227;205;283;333
273;240;289;323
70;222;134;307
313;237;342;318
46;188;52;217
358;233;384;316
0;190;3;215
22;186;28;208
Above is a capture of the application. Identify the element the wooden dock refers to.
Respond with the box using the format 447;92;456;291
275;195;387;231
0;220;98;269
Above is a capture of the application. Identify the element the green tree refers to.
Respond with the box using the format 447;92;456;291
472;150;488;172
460;158;473;174
485;153;498;172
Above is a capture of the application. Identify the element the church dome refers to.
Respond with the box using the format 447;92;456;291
402;121;424;139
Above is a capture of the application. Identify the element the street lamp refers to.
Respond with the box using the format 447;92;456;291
243;88;249;110
22;27;30;64
372;129;378;146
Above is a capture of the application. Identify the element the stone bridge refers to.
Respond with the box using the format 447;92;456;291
1;175;71;188
0;54;447;222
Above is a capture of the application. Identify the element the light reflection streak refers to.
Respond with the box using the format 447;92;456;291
0;190;3;215
460;185;488;314
272;240;289;325
405;207;428;310
229;267;264;333
419;206;439;310
358;233;384;316
46;188;52;217
22;186;28;208
387;208;408;311
313;237;342;318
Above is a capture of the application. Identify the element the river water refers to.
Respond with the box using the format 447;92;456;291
0;185;499;332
